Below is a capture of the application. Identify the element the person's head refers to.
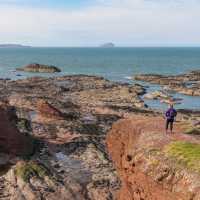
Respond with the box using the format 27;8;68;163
168;103;174;109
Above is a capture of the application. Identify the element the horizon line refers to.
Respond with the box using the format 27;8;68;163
1;43;200;48
1;45;200;48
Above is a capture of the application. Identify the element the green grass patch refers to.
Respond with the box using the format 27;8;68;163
15;161;48;182
165;141;200;172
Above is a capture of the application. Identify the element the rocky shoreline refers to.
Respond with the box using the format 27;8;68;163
0;75;150;200
0;74;199;200
134;70;200;96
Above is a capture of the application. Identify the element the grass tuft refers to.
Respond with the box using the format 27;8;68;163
15;161;48;182
165;141;200;172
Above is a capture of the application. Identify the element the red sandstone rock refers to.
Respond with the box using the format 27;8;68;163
37;99;63;119
106;116;200;200
0;104;33;156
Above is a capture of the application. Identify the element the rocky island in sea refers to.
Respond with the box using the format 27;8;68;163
16;63;61;73
100;43;115;48
0;70;200;200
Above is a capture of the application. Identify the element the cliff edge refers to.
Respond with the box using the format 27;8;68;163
106;116;200;200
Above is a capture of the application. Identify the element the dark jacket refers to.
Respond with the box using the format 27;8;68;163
165;108;177;120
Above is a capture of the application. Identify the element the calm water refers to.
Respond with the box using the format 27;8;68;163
0;47;200;110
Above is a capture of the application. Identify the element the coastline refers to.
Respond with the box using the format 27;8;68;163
0;74;150;199
1;72;200;112
0;47;200;110
0;74;199;199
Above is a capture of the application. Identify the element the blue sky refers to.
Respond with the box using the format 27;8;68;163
0;0;94;9
0;0;200;46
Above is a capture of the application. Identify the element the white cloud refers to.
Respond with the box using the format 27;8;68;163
0;0;200;46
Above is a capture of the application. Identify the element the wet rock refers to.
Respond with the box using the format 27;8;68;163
144;90;182;105
134;70;200;96
160;97;182;105
0;75;137;199
0;75;161;199
144;90;171;100
17;63;61;73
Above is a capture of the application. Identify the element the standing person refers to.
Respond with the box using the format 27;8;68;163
165;104;177;134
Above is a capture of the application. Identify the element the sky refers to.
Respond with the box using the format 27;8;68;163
0;0;200;47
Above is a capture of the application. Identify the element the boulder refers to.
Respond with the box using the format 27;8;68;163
0;103;34;157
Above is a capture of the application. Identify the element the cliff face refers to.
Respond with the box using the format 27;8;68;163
106;116;200;200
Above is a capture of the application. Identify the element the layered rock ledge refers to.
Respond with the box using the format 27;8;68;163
107;116;200;200
134;70;200;96
0;74;199;199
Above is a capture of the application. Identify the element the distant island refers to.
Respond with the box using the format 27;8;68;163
0;44;31;48
100;43;115;48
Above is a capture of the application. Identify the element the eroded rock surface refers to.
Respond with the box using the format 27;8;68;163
0;75;150;200
1;74;199;199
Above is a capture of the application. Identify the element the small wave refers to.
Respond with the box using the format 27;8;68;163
124;76;132;80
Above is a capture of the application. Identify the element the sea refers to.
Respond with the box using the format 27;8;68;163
0;47;200;111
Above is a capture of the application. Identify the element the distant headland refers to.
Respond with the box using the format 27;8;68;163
0;44;31;48
100;43;115;48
